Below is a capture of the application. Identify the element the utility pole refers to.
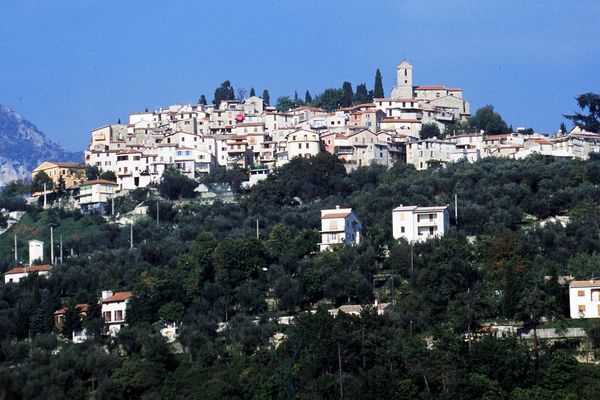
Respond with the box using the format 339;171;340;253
14;234;17;263
156;201;159;226
130;224;133;249
43;182;47;208
337;343;344;399
454;194;458;228
50;226;54;264
111;195;115;218
256;218;259;239
60;235;63;264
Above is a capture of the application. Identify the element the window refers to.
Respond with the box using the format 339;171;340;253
305;143;309;149
115;310;124;321
400;226;405;233
578;290;585;297
330;233;337;241
103;311;112;322
579;305;586;313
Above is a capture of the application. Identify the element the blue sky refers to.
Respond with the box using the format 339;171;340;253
0;0;598;150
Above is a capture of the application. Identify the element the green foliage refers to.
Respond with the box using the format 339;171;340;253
275;96;295;112
354;83;372;104
212;80;235;107
341;81;353;107
468;105;509;134
314;88;344;112
304;90;312;105
198;94;207;105
158;167;198;200
564;92;600;133
99;170;117;182
420;122;442;139
31;171;53;193
262;89;270;106
373;68;384;98
249;87;256;97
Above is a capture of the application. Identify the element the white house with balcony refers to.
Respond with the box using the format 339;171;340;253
101;290;132;335
569;280;600;319
392;205;449;242
319;206;362;252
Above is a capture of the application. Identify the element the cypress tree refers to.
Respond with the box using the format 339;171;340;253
262;89;270;106
373;69;384;98
250;87;256;97
305;90;312;105
199;95;207;105
341;81;354;107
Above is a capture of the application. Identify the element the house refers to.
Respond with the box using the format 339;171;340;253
569;280;600;319
101;290;132;335
77;179;118;214
286;129;321;160
319;206;362;252
53;304;89;327
3;264;52;284
392;205;450;242
31;161;86;189
329;301;390;317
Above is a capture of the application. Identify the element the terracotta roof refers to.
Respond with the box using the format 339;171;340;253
293;106;324;112
322;211;352;219
382;118;421;123
102;291;133;303
4;265;53;275
41;162;84;169
54;304;89;316
447;88;462;92
81;179;118;186
570;280;600;289
116;150;143;155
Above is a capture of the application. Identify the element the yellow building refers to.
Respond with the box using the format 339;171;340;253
32;161;86;189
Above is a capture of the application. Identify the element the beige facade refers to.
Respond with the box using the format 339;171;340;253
32;161;86;189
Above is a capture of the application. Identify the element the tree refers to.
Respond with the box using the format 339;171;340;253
294;90;299;104
373;69;384;99
249;87;256;97
564;92;600;133
468;105;509;134
276;96;295;112
99;170;117;182
262;89;270;106
199;95;207;105
213;80;235;107
314;88;344;112
420;123;441;139
341;81;354;108
559;122;567;134
305;90;312;105
354;83;371;104
237;87;247;102
31;171;53;193
158;167;198;200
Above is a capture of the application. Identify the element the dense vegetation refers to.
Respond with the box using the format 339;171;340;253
3;154;600;399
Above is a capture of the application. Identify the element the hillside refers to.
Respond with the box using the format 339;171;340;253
0;104;82;186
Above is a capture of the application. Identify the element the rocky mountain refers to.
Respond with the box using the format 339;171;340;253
0;104;82;186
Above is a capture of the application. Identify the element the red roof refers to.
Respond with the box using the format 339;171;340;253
102;291;133;303
4;265;53;275
54;304;89;315
322;211;352;219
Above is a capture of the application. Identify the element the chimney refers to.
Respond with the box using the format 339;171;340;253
101;290;113;300
336;205;340;209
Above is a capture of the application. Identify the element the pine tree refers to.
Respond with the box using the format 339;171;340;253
294;90;299;103
199;95;207;105
262;89;270;106
341;81;354;107
560;122;567;134
213;81;235;107
373;69;384;99
305;90;312;105
250;87;256;97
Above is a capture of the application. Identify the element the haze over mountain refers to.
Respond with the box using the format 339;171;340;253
0;104;82;186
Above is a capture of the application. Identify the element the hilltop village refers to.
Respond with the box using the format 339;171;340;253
3;59;600;399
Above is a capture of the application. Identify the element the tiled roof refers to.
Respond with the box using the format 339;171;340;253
101;291;133;303
570;280;600;289
4;265;53;275
81;179;118;186
322;211;352;219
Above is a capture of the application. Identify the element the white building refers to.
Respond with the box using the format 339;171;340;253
77;179;118;214
392;205;449;242
286;129;321;160
101;290;132;335
3;264;52;284
569;280;600;319
29;239;44;265
319;206;362;252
